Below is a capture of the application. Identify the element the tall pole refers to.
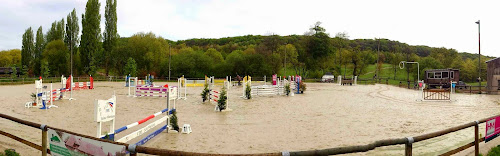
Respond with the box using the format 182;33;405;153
377;38;380;79
67;25;74;100
284;43;287;76
168;43;171;81
476;20;481;93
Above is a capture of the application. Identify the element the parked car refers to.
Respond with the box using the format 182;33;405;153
321;73;335;83
455;81;468;89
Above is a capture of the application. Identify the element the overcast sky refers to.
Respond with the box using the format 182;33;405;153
1;0;498;57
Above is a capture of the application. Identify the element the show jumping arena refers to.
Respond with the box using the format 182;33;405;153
1;81;500;155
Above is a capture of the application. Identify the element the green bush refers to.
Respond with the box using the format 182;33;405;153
3;149;20;156
217;87;227;111
201;83;210;102
487;145;500;156
299;81;307;93
170;110;179;131
285;83;291;96
245;83;251;99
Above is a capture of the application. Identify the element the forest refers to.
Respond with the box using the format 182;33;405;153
1;0;493;84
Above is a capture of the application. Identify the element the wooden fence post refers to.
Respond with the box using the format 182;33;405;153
405;137;413;156
41;125;47;156
475;121;479;156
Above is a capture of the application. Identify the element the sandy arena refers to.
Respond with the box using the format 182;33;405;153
1;81;500;155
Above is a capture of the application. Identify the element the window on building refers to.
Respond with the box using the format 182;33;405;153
435;72;442;78
451;71;454;79
442;72;449;78
428;72;434;79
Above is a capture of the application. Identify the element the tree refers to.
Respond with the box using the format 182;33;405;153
124;57;137;76
0;49;21;67
43;40;69;76
35;26;44;76
103;0;118;76
65;9;80;51
277;44;298;75
204;48;224;64
81;0;102;75
10;66;17;78
40;59;50;77
306;21;332;60
21;27;34;73
46;19;65;43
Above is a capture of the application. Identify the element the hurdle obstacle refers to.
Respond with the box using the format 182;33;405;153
420;81;456;101
26;77;73;109
66;75;94;90
183;76;208;87
208;80;230;111
337;75;357;86
125;74;154;87
95;92;177;146
242;74;296;96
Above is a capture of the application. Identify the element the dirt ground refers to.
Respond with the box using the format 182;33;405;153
1;81;499;155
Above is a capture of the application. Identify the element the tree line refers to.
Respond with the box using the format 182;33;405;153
7;1;492;83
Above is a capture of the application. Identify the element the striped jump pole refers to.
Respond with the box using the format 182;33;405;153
97;90;177;147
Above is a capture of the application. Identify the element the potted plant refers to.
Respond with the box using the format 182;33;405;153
30;93;37;106
245;83;251;99
299;81;306;93
217;87;228;111
201;83;210;102
170;110;180;131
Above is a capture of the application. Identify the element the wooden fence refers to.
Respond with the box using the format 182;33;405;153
0;112;495;156
423;89;451;100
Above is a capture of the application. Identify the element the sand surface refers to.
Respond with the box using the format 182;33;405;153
1;81;500;155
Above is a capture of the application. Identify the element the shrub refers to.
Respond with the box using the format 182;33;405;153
201;83;210;102
170;110;179;131
299;81;307;93
487;145;500;156
217;87;227;111
245;82;251;99
3;149;20;156
285;83;291;96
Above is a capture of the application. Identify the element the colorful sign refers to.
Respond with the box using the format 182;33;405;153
94;95;116;122
48;128;126;156
486;116;500;142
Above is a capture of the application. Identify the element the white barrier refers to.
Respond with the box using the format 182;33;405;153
177;76;187;100
26;79;68;109
242;75;295;96
125;74;152;87
337;75;357;86
96;92;178;146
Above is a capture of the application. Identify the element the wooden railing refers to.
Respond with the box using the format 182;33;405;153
423;89;451;100
0;112;495;156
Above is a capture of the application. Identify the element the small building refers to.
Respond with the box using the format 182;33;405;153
424;69;460;88
486;57;500;94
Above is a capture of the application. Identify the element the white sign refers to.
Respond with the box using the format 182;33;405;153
94;95;116;122
35;80;43;89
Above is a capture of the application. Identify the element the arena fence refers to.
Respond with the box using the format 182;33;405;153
0;112;496;156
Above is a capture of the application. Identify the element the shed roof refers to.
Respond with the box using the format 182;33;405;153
485;57;500;63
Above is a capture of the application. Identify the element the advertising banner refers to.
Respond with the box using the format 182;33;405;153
486;116;500;142
48;128;126;156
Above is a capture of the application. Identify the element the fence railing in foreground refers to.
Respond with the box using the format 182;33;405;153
0;113;495;156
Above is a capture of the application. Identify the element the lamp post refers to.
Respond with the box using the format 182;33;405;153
284;43;287;77
66;25;74;100
376;38;380;80
475;20;481;93
168;43;171;81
